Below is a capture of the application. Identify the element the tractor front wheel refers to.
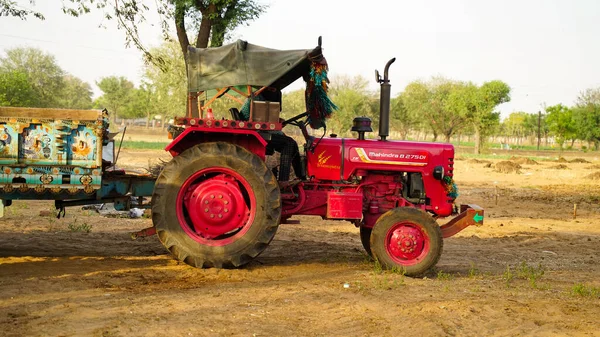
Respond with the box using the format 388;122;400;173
370;208;442;276
152;142;281;268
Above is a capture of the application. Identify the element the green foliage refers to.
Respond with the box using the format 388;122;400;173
95;76;135;122
460;80;511;153
0;47;93;109
121;140;170;150
516;261;545;288
570;283;600;298
0;70;37;107
436;270;453;281
59;0;266;67
60;75;93;109
0;47;65;108
141;40;187;121
124;86;152;120
503;265;514;287
68;219;92;233
573;88;600;149
504;262;545;288
468;262;479;278
327;75;376;136
545;104;575;150
281;89;306;119
0;0;45;19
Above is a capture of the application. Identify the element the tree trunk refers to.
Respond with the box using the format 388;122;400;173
196;4;217;48
174;3;190;58
444;133;451;143
474;126;482;154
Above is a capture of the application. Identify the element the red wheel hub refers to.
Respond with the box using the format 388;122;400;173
386;222;430;266
176;168;254;245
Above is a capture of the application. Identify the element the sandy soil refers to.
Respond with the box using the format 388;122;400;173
1;144;599;336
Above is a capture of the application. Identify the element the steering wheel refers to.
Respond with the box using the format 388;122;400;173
282;112;308;126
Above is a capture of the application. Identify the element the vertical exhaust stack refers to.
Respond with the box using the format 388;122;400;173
375;58;396;141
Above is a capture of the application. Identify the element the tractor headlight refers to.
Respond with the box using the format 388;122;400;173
433;165;444;180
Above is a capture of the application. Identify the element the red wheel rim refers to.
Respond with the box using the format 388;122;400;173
385;221;430;266
176;167;255;246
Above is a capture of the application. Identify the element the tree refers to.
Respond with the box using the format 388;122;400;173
95;76;135;124
502;112;534;145
60;75;93;109
573;88;600;150
402;78;468;142
460;80;510;154
0;0;44;19
57;0;267;67
390;93;418;140
328;75;376;137
142;40;187;123
0;69;37;107
545;104;575;150
0;47;65;108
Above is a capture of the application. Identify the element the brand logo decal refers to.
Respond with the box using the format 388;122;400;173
316;151;340;169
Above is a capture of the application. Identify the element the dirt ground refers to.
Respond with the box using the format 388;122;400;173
1;142;599;336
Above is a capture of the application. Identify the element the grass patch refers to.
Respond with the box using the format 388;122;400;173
468;262;479;278
68;219;92;233
570;284;600;298
456;153;551;162
503;262;545;288
120;141;170;150
436;270;453;281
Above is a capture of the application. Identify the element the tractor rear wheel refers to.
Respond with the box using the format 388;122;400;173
152;142;281;268
359;226;372;256
370;208;442;276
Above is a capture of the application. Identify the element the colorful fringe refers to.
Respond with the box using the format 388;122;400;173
305;63;337;129
443;176;459;199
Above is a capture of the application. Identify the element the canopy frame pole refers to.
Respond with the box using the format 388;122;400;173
224;93;245;104
229;87;250;97
247;85;254;121
202;87;230;110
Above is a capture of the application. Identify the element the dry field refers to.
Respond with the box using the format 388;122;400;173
1;137;599;336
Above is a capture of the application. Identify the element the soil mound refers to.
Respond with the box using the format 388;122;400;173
511;157;539;165
586;164;600;170
548;164;570;170
569;158;591;163
555;157;568;163
585;171;600;180
494;161;521;174
468;158;492;164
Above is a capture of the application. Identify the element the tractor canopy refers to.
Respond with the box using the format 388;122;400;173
187;40;322;93
186;39;336;129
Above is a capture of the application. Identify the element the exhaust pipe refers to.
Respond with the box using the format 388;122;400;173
375;58;396;141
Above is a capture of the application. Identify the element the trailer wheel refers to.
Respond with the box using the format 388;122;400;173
152;142;281;268
359;227;372;257
370;208;442;276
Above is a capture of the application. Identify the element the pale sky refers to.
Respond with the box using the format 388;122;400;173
1;0;599;118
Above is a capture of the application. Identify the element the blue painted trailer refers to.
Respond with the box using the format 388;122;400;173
0;107;156;216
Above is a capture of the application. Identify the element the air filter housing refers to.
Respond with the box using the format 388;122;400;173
351;117;373;140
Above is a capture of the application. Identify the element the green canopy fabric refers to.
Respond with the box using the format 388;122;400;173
187;40;319;93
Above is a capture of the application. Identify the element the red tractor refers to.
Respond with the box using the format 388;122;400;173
153;38;483;276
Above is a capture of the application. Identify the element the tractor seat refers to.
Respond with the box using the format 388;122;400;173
229;108;241;120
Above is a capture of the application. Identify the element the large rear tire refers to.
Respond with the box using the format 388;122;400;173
370;208;442;276
152;142;281;268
